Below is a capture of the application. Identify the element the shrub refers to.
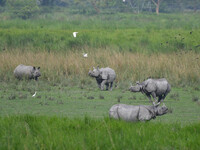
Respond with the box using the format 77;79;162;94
7;0;40;19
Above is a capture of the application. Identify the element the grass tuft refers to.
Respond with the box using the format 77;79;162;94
192;96;199;102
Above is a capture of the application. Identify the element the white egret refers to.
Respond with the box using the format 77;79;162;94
83;53;88;58
32;92;37;97
73;32;78;38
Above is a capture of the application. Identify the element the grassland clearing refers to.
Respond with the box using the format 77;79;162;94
0;12;200;149
0;80;200;149
0;80;200;123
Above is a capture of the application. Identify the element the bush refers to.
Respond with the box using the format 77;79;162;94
7;0;40;19
0;0;6;6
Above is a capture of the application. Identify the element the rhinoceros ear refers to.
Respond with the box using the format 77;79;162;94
38;67;40;70
33;66;36;70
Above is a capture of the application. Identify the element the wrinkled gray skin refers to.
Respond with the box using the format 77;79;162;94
129;78;171;106
88;67;116;91
109;103;168;122
14;64;41;80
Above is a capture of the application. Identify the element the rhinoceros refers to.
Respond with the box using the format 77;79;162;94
88;66;116;91
109;103;168;122
129;78;171;106
14;64;41;80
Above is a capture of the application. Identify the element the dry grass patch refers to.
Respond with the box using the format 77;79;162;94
0;49;199;86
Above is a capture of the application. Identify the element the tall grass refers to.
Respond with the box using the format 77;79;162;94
0;13;199;86
0;50;199;87
0;28;199;52
0;115;199;149
0;13;200;52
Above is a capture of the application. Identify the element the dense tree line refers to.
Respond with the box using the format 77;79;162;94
37;0;200;13
0;0;200;19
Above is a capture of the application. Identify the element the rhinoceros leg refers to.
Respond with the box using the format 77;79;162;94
151;92;158;105
158;94;167;104
110;82;113;91
160;88;170;102
101;80;107;90
155;96;163;106
157;84;171;104
146;94;154;105
105;83;109;90
96;79;101;89
96;82;101;89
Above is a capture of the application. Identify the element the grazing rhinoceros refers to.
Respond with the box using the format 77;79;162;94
129;78;171;106
14;64;41;80
88;66;116;91
109;103;168;122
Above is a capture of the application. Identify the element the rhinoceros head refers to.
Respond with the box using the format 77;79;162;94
88;66;101;78
129;81;142;92
32;66;41;80
156;103;168;116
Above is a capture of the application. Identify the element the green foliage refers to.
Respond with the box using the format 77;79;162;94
160;0;200;13
2;0;200;15
0;13;199;52
39;0;58;6
7;0;40;19
0;0;6;6
0;115;200;149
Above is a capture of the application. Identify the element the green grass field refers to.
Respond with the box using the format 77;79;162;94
0;80;200;123
0;116;200;150
0;13;200;52
0;80;200;149
0;11;200;149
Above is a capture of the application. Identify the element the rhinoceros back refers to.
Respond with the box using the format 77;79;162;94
14;64;33;79
101;67;116;82
109;104;156;122
146;78;170;95
109;104;141;121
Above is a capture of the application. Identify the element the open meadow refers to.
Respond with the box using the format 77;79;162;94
0;79;200;149
0;10;200;149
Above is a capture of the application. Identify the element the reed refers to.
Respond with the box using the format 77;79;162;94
0;49;199;86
